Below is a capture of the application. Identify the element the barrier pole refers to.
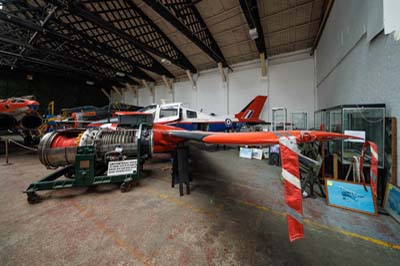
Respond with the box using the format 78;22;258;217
5;139;9;165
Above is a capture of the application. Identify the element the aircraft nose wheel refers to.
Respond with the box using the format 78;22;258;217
27;192;42;204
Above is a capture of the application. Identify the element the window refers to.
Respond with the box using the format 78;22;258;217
160;108;178;118
186;110;197;118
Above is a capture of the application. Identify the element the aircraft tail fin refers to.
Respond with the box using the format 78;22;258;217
235;96;267;123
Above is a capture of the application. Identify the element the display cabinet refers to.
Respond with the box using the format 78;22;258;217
315;104;386;168
292;112;308;130
272;107;288;130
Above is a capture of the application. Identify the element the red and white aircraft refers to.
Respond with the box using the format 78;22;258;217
40;111;378;242
0;96;42;131
90;95;267;132
152;126;377;242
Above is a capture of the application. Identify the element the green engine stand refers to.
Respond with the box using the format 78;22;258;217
25;145;141;204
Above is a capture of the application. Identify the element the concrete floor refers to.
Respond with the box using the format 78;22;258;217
0;144;399;266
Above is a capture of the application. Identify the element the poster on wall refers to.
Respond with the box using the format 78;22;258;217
384;183;400;223
325;179;377;215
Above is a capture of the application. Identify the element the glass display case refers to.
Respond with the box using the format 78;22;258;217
272;107;288;130
292;112;308;130
315;104;385;168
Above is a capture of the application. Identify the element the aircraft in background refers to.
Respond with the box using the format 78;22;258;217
90;95;268;132
0;95;42;143
46;103;142;129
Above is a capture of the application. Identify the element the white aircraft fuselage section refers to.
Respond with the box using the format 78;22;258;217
140;102;240;131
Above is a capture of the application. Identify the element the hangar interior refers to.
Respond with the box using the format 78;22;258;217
0;1;400;265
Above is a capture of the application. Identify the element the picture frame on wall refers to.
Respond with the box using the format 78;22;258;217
383;183;400;223
325;178;377;215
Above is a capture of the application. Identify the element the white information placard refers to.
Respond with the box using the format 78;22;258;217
344;130;366;143
107;159;137;176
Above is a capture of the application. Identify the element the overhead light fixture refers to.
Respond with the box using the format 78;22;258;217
86;81;95;86
116;72;125;77
249;28;258;40
0;3;3;10
161;58;171;65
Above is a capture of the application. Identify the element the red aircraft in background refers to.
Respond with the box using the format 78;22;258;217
0;96;42;143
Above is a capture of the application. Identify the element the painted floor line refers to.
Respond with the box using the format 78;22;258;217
237;199;400;250
142;184;400;250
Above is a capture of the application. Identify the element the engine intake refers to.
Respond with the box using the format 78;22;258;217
21;114;42;129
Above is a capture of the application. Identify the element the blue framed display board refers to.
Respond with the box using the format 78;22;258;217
325;179;377;215
384;183;400;223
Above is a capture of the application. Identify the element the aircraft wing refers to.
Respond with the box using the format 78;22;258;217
163;130;357;145
162;129;360;242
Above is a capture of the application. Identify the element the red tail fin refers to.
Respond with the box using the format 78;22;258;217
235;96;267;123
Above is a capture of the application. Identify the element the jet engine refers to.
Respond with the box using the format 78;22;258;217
0;113;42;130
20;114;43;129
25;113;154;204
38;127;153;169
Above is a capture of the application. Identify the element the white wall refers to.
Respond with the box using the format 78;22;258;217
137;86;153;106
113;52;315;128
154;84;172;104
269;58;315;128
229;66;268;121
196;72;227;115
173;80;197;108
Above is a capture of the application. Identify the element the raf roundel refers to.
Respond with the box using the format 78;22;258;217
224;118;233;128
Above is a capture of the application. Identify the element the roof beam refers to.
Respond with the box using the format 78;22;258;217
143;0;229;68
0;49;103;80
53;20;159;81
0;10;155;81
239;0;266;55
310;0;335;55
0;65;110;87
47;1;174;78
0;36;137;83
0;11;72;42
11;3;58;66
124;0;196;73
51;0;194;73
0;41;137;86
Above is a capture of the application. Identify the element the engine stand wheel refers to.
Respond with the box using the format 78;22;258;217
27;192;41;204
64;168;75;179
120;182;133;193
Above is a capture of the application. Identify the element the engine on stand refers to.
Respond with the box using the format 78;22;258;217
25;113;153;204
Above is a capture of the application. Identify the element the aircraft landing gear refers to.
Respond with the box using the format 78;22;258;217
171;144;190;196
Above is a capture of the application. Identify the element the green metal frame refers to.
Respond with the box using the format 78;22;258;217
24;123;148;204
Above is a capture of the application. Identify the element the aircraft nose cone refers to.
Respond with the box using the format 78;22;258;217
28;101;40;110
29;104;39;111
